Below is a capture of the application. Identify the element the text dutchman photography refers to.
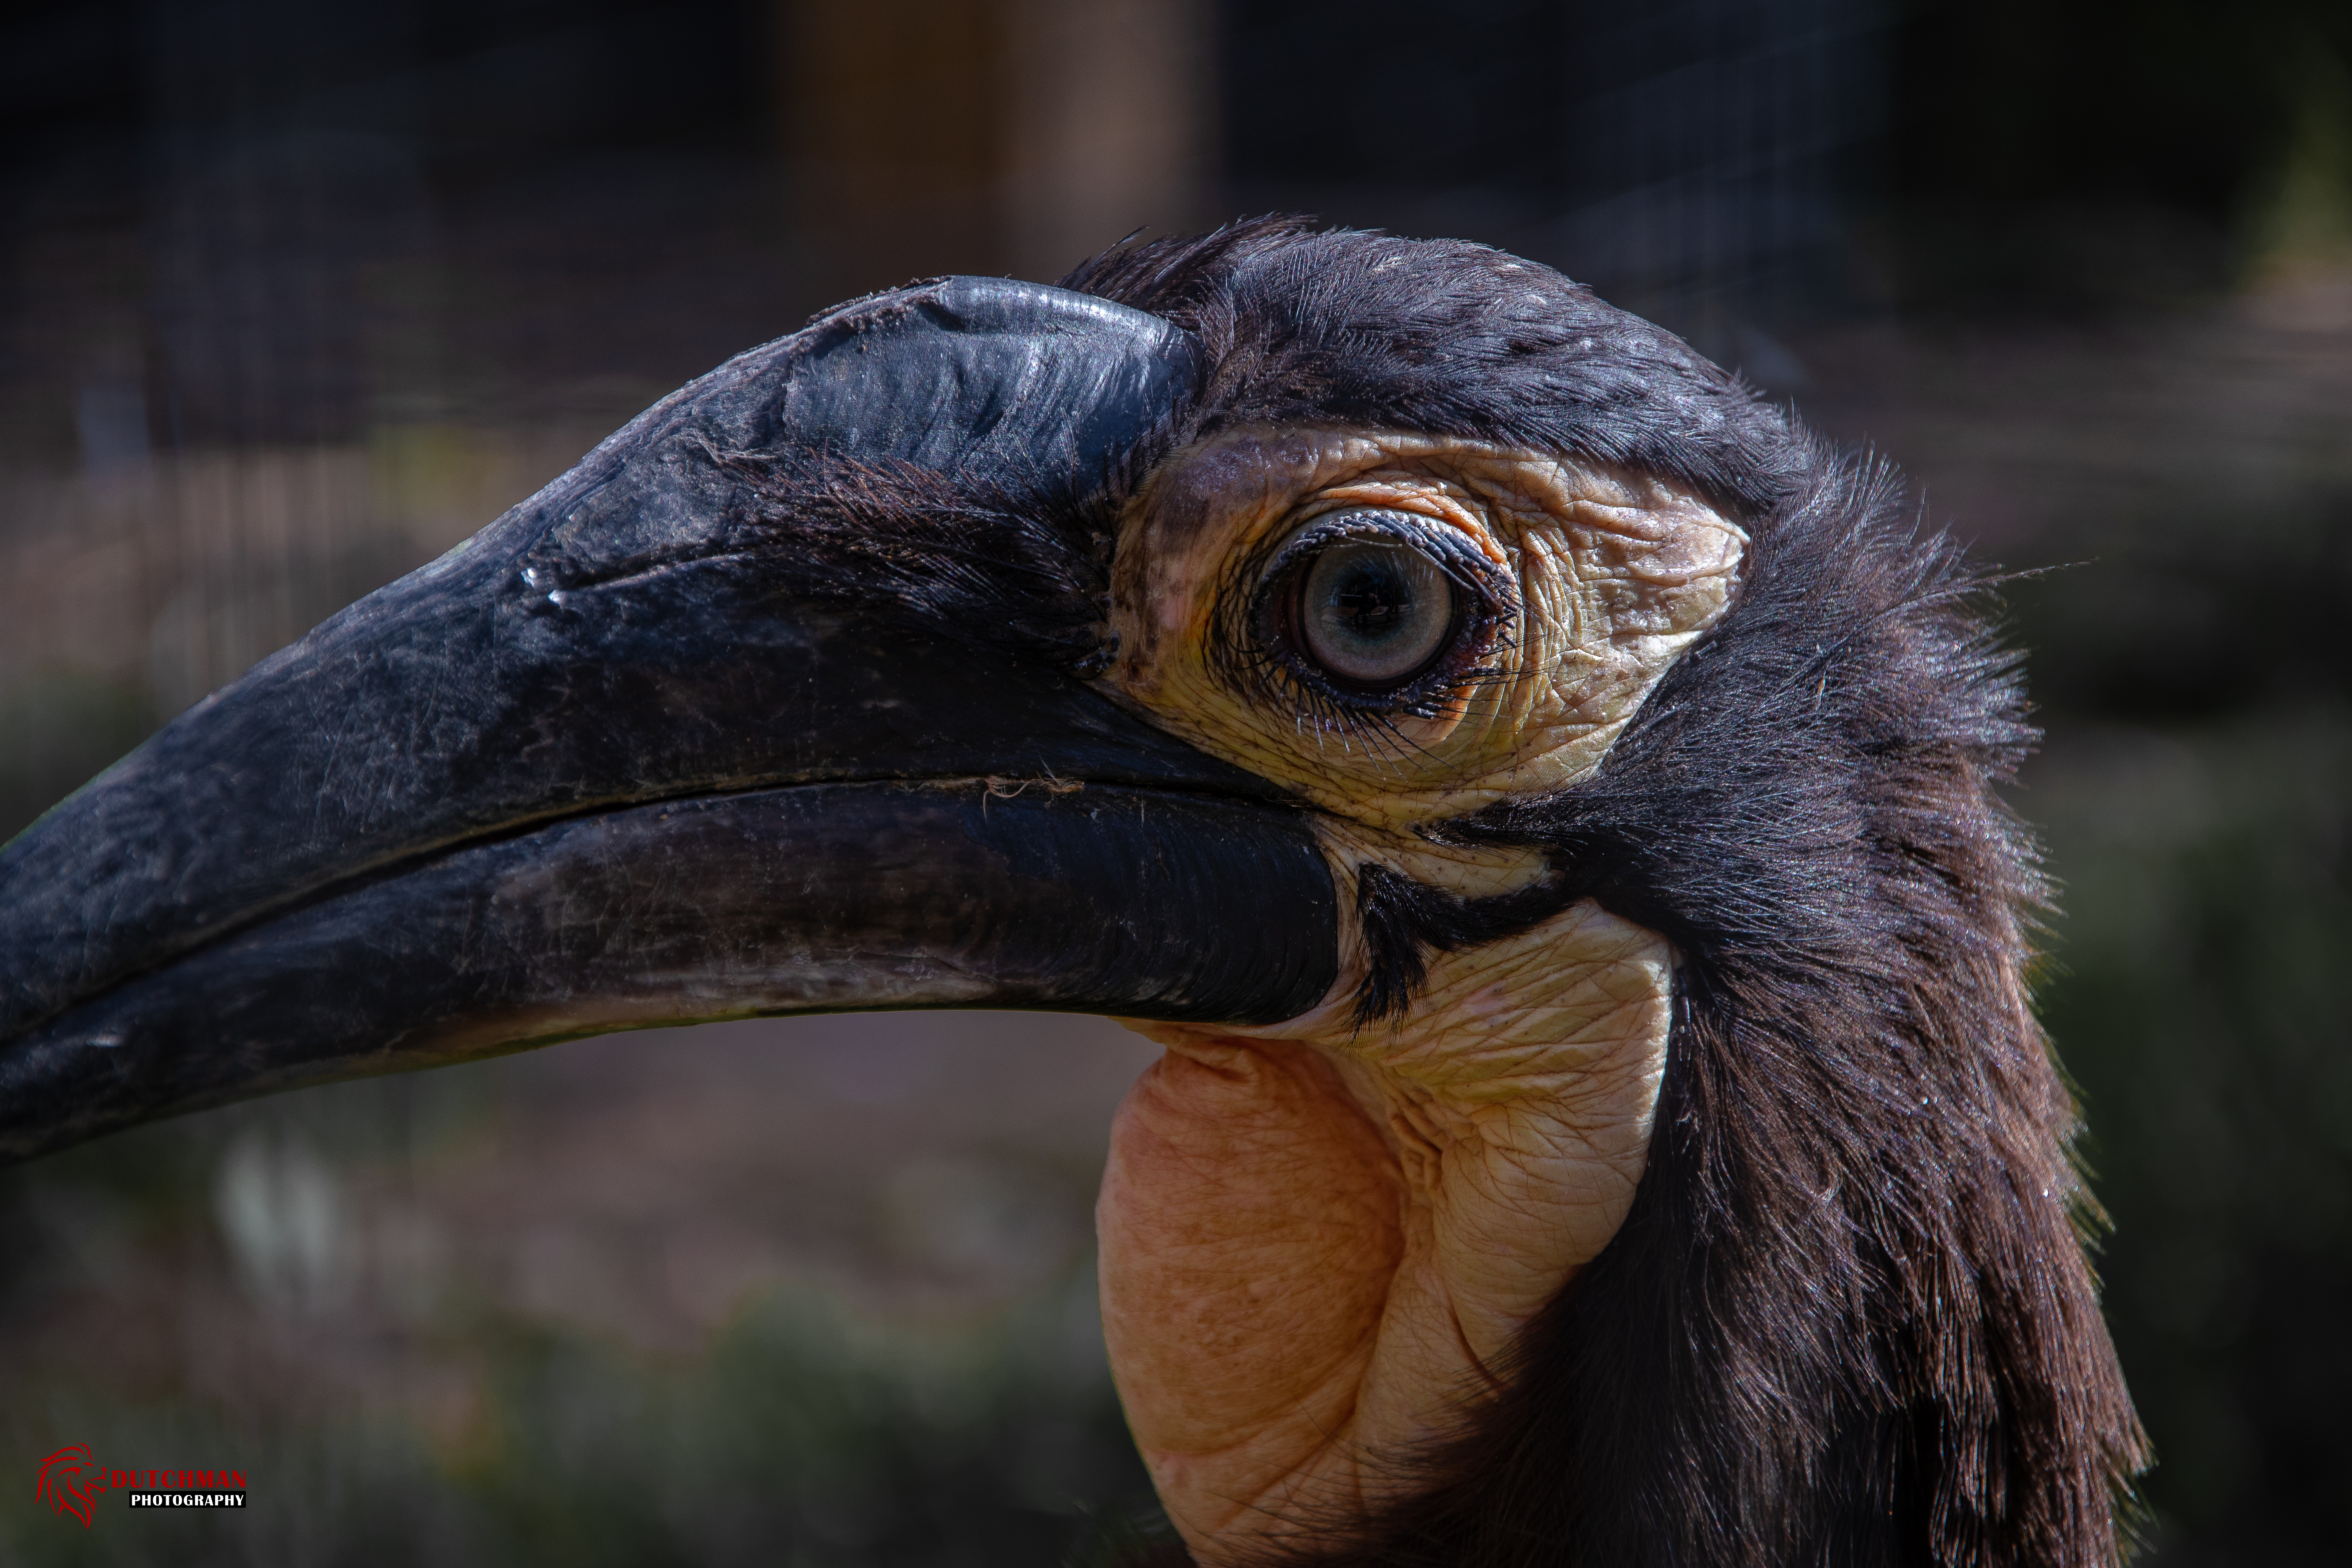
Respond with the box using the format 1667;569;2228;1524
36;1444;248;1528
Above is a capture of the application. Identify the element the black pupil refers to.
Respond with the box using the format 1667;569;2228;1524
1331;561;1412;640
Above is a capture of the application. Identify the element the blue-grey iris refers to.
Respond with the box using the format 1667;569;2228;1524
1299;540;1456;688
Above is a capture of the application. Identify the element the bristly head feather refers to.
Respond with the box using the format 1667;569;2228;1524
1070;220;2147;1567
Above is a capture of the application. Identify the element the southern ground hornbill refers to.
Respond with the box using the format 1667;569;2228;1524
0;218;2145;1565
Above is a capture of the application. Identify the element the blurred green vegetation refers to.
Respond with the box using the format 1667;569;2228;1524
0;1277;1156;1565
0;1063;1166;1566
0;669;150;847
2031;707;2351;1567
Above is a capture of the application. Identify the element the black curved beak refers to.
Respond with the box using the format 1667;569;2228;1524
0;279;1338;1163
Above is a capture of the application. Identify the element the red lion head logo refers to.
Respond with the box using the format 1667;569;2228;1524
37;1445;99;1529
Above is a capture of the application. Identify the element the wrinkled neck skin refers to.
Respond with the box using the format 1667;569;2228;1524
1100;884;1673;1560
1090;424;1746;1563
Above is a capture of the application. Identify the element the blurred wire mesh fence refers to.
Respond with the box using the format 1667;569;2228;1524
2;1;2348;1564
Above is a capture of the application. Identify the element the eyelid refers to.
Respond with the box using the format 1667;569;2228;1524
1259;509;1515;612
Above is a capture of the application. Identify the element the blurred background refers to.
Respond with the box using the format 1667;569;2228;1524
1;0;2346;1562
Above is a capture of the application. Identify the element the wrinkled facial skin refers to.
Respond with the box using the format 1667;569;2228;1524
1108;428;1747;828
1094;430;1748;1559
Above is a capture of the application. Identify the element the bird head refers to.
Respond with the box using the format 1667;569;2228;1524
0;218;2142;1565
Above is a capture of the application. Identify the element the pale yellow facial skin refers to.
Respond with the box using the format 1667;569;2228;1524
1091;429;1747;1560
1107;428;1748;830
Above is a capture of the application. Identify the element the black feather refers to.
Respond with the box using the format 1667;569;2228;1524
1064;216;1812;521
1070;220;2147;1568
1351;860;1578;1030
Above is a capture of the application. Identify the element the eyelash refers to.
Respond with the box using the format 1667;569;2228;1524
1214;511;1520;747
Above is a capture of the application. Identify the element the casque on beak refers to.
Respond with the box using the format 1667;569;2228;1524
0;279;1338;1163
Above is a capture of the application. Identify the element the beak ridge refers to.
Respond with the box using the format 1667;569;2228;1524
0;277;1336;1162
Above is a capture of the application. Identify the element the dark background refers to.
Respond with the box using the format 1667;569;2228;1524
3;1;2347;1563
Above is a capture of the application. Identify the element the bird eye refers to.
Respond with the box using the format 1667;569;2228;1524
1296;541;1456;688
1250;510;1505;712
